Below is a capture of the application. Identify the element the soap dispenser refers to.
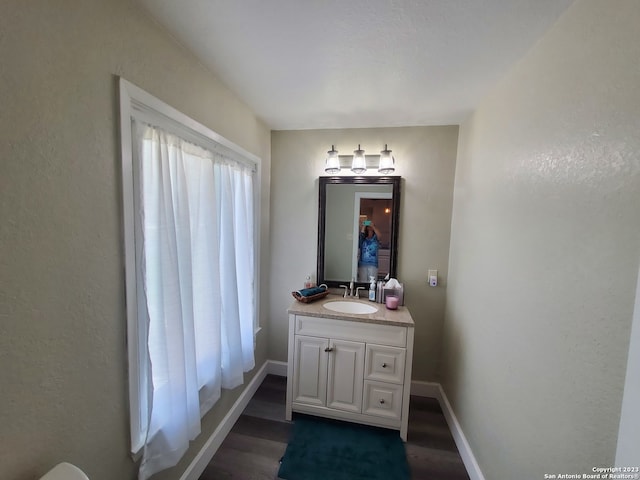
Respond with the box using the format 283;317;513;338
368;276;377;301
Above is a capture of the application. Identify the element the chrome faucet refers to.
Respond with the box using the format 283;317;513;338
339;278;364;298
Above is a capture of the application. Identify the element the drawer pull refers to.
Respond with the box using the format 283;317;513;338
379;399;385;404
324;347;334;352
381;363;387;368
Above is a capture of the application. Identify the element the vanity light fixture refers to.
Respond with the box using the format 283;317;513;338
378;144;395;174
324;145;340;174
351;144;367;174
324;144;397;175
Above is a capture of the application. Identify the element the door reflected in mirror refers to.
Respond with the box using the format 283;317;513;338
318;176;401;288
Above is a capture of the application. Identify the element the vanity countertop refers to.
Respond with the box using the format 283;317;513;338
288;294;414;328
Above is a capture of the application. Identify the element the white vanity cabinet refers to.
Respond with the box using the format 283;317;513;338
286;301;415;441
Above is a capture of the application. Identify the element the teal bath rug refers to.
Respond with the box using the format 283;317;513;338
277;414;410;480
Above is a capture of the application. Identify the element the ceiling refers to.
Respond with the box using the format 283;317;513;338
135;0;574;130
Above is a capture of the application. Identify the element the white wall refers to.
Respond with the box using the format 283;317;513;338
443;0;640;478
270;126;458;381
0;1;270;479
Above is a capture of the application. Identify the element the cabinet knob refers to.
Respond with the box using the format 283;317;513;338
379;399;385;404
324;347;334;352
381;363;387;368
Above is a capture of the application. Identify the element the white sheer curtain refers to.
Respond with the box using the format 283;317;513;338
134;122;255;480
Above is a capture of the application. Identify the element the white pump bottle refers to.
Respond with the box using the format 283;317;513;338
368;276;377;301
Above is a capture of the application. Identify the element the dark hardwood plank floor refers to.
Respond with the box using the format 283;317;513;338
199;375;470;480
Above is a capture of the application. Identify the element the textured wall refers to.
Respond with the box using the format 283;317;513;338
0;1;270;479
442;0;640;478
269;127;458;381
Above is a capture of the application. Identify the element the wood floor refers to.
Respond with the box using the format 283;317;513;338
199;375;470;480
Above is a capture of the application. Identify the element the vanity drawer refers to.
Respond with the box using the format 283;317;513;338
363;380;403;420
365;344;406;384
295;315;407;347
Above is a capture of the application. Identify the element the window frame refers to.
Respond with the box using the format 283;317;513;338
118;77;261;454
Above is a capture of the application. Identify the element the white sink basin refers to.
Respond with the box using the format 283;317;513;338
323;301;378;315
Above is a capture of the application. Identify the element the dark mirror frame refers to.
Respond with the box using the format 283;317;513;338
317;176;401;288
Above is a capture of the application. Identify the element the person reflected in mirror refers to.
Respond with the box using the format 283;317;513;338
358;221;381;282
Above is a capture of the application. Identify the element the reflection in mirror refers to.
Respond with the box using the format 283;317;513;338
358;197;393;281
318;176;401;288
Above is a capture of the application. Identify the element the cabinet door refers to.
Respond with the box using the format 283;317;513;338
293;335;329;406
326;339;365;413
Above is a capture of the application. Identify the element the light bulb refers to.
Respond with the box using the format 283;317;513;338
351;144;366;174
378;144;395;174
325;145;340;174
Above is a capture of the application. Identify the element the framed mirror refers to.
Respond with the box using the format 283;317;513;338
317;176;401;288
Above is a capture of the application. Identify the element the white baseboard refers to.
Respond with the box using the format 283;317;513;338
266;360;288;377
410;380;441;398
179;361;270;480
412;380;485;480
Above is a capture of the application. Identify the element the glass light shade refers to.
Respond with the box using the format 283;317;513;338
351;144;367;174
378;144;395;174
325;145;340;174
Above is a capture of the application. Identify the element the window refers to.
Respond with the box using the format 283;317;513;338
119;79;260;479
